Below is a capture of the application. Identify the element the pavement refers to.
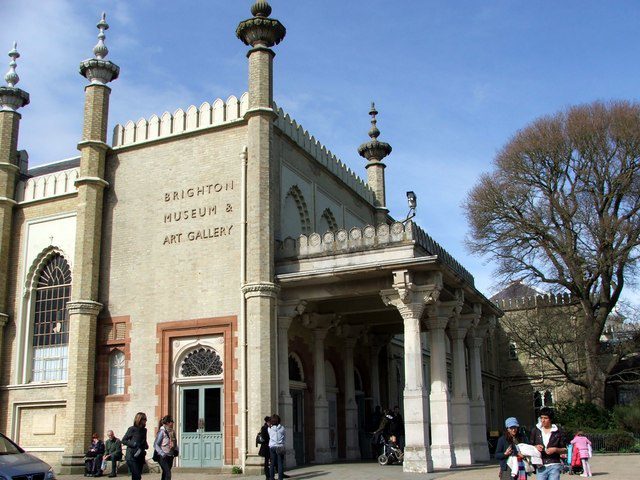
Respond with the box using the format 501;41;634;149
59;454;639;479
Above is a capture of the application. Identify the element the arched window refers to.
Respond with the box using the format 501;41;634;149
289;353;304;382
180;347;223;377
108;350;125;395
31;254;71;382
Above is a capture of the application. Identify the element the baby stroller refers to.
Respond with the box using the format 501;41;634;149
565;444;583;475
377;435;404;465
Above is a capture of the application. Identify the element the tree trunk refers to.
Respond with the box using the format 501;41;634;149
583;313;607;408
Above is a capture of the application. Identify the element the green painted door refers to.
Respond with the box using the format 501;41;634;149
179;385;223;468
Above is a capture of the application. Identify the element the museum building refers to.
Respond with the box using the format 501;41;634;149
0;2;503;474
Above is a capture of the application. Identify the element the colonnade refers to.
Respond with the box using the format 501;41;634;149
275;270;491;473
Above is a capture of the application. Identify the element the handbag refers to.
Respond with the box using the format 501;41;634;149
256;431;266;445
152;449;160;462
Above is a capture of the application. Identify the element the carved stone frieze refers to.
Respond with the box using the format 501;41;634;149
380;270;442;321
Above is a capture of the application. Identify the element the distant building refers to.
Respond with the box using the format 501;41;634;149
0;2;501;474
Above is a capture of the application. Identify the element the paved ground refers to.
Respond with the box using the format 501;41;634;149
59;454;639;479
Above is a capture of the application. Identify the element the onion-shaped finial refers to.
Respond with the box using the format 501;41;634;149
251;0;272;17
5;42;20;87
358;102;392;162
93;12;110;59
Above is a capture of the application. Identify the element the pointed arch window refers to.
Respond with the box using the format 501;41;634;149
108;350;125;395
180;347;223;377
31;254;71;382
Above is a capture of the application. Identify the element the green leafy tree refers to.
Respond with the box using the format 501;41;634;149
465;101;640;407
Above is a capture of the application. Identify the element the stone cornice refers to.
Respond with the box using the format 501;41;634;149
0;196;17;206
242;281;280;299
244;107;278;121
67;300;103;317
77;140;110;151
79;58;120;84
74;177;109;188
0;162;20;173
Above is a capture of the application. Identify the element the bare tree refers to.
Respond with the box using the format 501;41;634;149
465;101;640;406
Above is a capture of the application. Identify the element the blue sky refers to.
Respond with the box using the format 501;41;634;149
3;0;639;298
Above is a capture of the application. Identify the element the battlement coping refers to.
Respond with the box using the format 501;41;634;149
494;293;578;311
16;167;80;204
276;220;474;286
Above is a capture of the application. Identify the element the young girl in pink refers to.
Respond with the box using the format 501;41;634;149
570;431;592;477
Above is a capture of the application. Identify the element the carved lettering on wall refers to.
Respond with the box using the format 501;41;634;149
162;181;236;245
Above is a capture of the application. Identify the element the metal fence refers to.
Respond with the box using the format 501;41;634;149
586;432;639;453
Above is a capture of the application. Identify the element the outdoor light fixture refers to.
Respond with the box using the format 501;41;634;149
403;191;417;223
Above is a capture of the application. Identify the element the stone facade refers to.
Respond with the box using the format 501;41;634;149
0;2;505;474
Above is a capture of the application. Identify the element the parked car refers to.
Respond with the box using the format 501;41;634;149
0;432;56;479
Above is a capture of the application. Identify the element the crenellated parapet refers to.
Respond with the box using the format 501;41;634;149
494;293;578;311
16;167;79;203
112;94;249;147
273;103;374;204
276;220;474;285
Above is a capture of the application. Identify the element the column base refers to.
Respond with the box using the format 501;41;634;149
59;454;87;475
313;448;333;464
472;441;490;462
451;397;473;465
430;444;455;469
402;446;433;473
452;443;473;465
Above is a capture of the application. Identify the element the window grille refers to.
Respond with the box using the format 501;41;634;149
32;254;71;382
180;348;223;377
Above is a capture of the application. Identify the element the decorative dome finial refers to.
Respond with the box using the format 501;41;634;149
251;0;272;17
93;12;110;60
5;42;20;87
358;101;392;162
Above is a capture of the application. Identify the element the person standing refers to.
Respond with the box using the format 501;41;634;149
122;412;149;480
103;430;123;477
268;414;286;480
154;415;178;480
389;406;405;449
570;430;593;477
258;416;271;480
495;417;529;480
530;407;567;480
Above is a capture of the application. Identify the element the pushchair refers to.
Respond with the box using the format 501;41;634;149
564;444;583;475
377;435;404;465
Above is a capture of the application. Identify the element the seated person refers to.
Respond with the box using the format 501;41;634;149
103;430;123;477
84;433;105;477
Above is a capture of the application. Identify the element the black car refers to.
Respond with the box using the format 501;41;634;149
0;432;56;480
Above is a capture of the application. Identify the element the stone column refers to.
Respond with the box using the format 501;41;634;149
466;312;490;462
425;304;456;469
381;270;442;473
302;313;335;463
61;17;119;473
237;2;286;469
448;294;474;465
336;325;362;460
367;335;387;409
277;300;305;467
0;43;29;370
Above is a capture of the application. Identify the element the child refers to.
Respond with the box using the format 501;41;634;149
570;431;592;477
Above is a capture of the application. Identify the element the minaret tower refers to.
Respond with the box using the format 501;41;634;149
60;13;119;474
0;43;29;371
236;0;286;470
358;103;392;225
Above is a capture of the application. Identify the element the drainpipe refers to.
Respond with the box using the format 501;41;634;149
240;146;248;470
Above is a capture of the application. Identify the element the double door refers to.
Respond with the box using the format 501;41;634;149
179;385;223;468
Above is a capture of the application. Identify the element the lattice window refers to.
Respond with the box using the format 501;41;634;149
108;350;125;395
32;254;71;382
181;348;223;377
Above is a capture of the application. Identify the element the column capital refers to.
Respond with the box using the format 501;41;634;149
302;312;339;332
465;335;485;349
66;300;103;317
380;270;442;320
335;324;364;348
425;301;457;330
242;281;280;299
278;299;307;319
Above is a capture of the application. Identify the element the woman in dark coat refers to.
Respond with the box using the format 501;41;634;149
122;412;149;480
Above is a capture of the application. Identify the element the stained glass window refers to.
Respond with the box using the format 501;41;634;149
32;254;71;382
181;348;223;377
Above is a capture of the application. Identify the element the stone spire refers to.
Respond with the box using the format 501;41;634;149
79;12;119;84
236;0;286;48
0;42;29;111
358;103;391;222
